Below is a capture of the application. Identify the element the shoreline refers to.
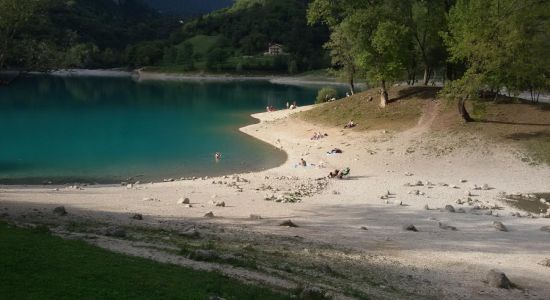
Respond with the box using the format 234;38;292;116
2;102;550;298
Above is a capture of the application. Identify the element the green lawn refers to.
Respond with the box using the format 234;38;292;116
0;223;291;300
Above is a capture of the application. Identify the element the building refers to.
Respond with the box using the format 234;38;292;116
264;43;284;56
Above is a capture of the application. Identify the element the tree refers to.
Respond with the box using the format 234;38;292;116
443;0;550;121
309;0;413;107
177;42;194;71
0;0;60;73
324;23;357;94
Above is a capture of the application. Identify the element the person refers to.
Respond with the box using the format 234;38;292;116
328;169;340;178
286;101;290;109
266;106;270;112
300;158;307;167
215;152;222;160
327;148;342;154
344;120;356;129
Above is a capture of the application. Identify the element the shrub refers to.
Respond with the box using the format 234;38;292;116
316;87;338;104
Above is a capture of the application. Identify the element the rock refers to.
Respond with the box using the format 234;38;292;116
439;222;457;231
215;201;226;207
180;226;200;238
360;226;368;230
537;258;550;267
424;204;430;210
250;214;262;220
191;249;218;261
486;269;512;289
541;226;550;233
415;181;424;186
126;183;133;189
279;220;298;227
131;213;143;220
493;221;508;232
482;184;490;190
403;224;418;232
204;211;215;218
444;205;456;213
53;206;67;216
105;227;126;238
143;197;159;202
460;179;468;183
540;198;547;204
299;286;327;300
465;191;473;197
457;208;466;213
177;197;190;205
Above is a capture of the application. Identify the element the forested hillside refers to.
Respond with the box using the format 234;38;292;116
142;0;233;16
157;0;330;73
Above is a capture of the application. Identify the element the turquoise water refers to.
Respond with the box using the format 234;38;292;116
0;75;323;184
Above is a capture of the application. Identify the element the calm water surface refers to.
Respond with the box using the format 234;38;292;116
0;75;323;184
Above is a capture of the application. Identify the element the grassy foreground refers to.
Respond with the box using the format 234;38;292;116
0;223;291;300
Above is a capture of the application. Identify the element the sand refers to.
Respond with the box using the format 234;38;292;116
1;101;550;299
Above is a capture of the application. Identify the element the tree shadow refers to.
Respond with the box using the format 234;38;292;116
504;131;550;140
476;119;550;126
389;86;440;103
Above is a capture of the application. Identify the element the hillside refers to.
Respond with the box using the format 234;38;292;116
142;0;233;16
159;0;330;73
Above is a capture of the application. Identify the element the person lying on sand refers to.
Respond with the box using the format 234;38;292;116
344;120;357;129
327;148;343;154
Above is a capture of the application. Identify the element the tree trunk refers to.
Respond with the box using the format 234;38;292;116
423;66;430;85
349;76;355;95
458;97;474;122
380;80;389;108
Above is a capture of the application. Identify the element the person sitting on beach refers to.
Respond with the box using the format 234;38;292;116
300;158;307;167
328;169;340;178
344;120;356;129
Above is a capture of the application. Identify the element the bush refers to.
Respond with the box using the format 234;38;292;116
316;87;338;104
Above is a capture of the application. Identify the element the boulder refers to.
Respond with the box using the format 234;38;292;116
299;286;327;299
180;226;200;239
177;197;190;205
537;258;550;267
438;222;457;231
53;206;67;216
131;213;143;220
215;201;226;207
444;205;456;213
403;224;418;232
250;214;262;220
279;220;298;227
191;249;218;261
204;211;215;218
493;221;508;232
105;227;126;238
486;269;512;289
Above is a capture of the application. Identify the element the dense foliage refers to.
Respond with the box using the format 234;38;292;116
308;0;549;114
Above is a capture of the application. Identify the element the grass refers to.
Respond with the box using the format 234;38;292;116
300;86;437;132
0;223;291;300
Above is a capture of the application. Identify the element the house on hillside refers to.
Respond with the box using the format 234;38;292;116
264;43;284;56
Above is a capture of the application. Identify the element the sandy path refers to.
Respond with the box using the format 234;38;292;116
1;101;550;299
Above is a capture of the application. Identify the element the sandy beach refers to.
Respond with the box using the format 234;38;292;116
1;101;549;299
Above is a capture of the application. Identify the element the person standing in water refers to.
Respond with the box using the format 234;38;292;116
215;152;222;161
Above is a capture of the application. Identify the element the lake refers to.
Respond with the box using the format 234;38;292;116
0;75;324;184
